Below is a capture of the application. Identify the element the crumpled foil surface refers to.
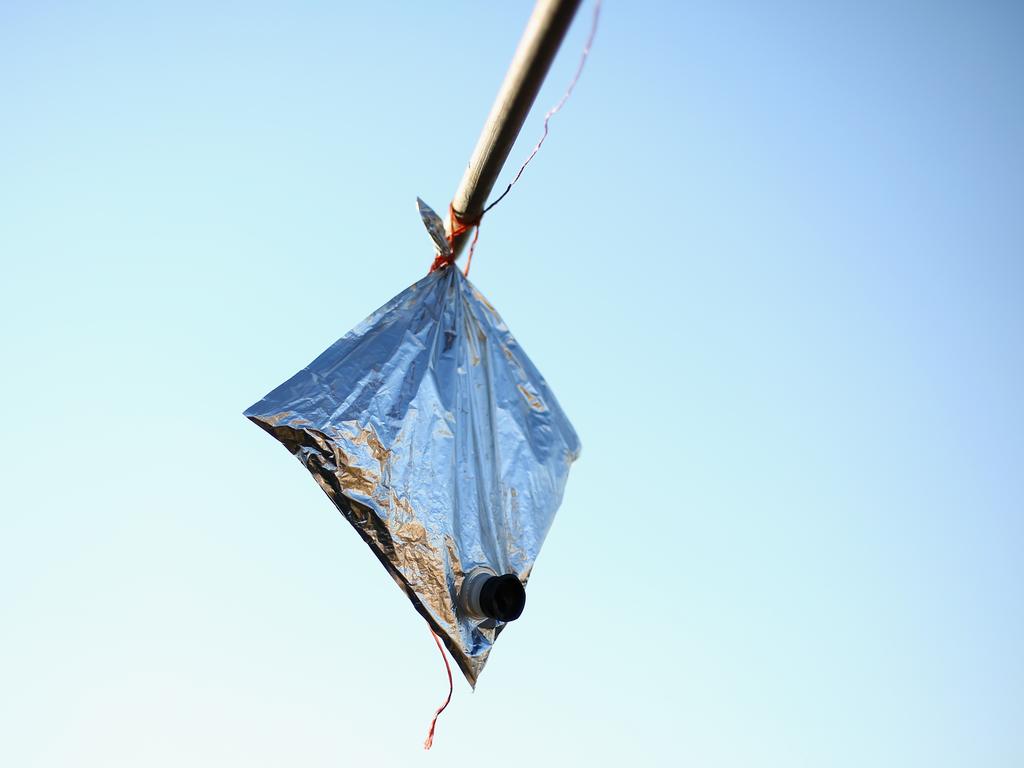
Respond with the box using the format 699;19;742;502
244;207;580;685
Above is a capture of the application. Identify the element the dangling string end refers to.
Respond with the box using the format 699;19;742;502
423;628;453;750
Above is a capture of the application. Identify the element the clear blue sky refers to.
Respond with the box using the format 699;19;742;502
2;1;1022;765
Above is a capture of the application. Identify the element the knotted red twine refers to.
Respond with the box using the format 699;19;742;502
429;206;481;276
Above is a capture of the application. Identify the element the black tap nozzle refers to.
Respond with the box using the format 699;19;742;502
478;573;526;622
459;568;527;622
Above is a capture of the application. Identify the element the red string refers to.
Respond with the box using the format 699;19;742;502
429;205;481;275
423;628;453;750
462;222;481;277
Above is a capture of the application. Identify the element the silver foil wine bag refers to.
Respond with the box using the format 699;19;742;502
243;200;580;685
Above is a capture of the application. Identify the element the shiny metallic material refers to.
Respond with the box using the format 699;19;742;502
417;197;452;261
244;202;580;686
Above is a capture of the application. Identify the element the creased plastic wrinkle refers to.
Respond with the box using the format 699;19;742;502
244;265;580;686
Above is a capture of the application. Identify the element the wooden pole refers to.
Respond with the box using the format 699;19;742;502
448;0;583;259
